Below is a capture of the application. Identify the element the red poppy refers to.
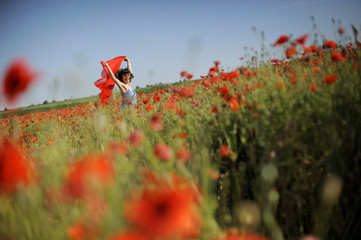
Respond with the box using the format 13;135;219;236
154;143;173;161
180;71;188;77
174;108;187;118
149;114;164;131
164;98;176;110
63;154;114;199
107;231;149;240
220;86;230;96
186;73;193;80
2;58;38;103
293;34;309;46
172;132;187;139
0;139;38;195
143;98;150;104
107;141;129;156
209;65;220;76
178;87;195;98
123;178;200;239
213;230;269;240
312;67;320;73
285;46;298;58
145;105;154;111
338;27;346;35
324;74;338;84
324;40;337;49
274;35;289;46
228;98;240;111
220;145;229;158
211;106;220;114
153;94;161;103
67;219;101;240
331;51;346;62
128;130;144;146
177;148;192;162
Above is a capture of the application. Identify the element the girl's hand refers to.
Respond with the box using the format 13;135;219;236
124;57;129;62
102;61;108;66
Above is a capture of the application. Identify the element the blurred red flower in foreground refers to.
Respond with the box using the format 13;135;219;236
2;58;38;103
0;138;37;195
149;114;164;131
63;154;115;199
107;231;148;240
274;35;289;46
324;74;338;84
154;143;173;161
331;51;346;62
213;230;269;240
293;34;309;46
123;176;201;239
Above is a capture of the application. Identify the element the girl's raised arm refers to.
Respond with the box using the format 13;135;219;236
125;57;132;74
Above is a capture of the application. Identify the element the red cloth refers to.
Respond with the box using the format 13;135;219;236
94;56;126;106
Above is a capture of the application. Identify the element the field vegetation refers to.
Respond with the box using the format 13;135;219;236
1;29;361;240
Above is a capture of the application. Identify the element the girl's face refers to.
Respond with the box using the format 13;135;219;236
122;73;131;84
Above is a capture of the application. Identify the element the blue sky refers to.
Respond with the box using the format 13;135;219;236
1;0;360;109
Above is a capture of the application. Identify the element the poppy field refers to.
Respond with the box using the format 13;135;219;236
1;33;361;240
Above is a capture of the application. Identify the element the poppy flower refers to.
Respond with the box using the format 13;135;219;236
285;46;298;58
331;51;346;62
164;98;176;110
324;40;337;49
213;230;269;240
107;231;149;240
177;148;192;162
145;105;154;111
180;71;188;78
149;114;164;131
63;154;114;199
0;139;38;195
2;58;38;103
128;130;144;146
220;145;229;158
153;94;161;103
211;106;220;114
209;66;220;76
228;98;240;111
324;74;338;84
174;108;187;118
154;143;173;161
107;141;129;156
274;35;289;46
123;178;200;239
143;98;150;104
186;73;193;80
178;87;195;98
293;34;309;46
220;86;230;96
338;27;346;35
67;219;101;240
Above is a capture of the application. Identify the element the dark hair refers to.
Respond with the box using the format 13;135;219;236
116;68;134;83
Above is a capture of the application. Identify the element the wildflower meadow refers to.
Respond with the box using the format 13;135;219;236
1;29;361;240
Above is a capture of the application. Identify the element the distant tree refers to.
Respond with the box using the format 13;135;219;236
43;100;48;105
136;86;140;89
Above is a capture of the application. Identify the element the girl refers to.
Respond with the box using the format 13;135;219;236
102;57;137;106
